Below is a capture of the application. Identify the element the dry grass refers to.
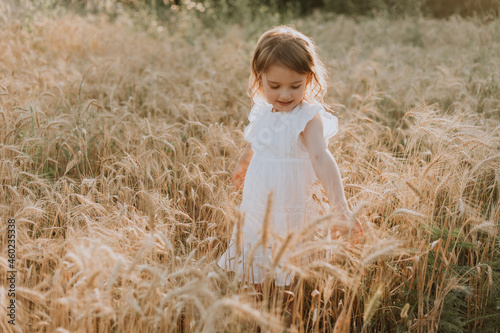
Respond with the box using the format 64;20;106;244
0;1;499;332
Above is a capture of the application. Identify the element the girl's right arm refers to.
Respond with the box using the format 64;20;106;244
231;143;254;190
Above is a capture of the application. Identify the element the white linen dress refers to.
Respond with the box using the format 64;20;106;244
217;99;339;286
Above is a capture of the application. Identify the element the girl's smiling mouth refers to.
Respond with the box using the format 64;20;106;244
278;100;293;106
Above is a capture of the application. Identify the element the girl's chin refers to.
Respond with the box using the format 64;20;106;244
274;102;295;112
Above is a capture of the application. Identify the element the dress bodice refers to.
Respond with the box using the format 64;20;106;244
243;99;338;159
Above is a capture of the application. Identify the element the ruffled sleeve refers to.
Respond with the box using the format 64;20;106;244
294;102;339;142
243;99;268;142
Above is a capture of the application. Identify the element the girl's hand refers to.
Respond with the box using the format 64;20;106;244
330;211;363;244
231;163;248;190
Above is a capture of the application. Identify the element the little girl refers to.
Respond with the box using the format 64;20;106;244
217;26;361;289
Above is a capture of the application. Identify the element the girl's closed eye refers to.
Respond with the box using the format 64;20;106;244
269;85;302;89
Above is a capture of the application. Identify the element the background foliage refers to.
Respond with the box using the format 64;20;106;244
59;0;500;15
0;0;499;332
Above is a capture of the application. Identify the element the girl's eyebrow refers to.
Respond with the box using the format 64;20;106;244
267;80;304;84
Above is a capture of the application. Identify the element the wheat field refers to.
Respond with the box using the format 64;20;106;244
0;1;499;332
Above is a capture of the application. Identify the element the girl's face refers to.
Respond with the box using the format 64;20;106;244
261;63;309;112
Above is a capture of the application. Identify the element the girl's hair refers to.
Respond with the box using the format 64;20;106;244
249;25;328;105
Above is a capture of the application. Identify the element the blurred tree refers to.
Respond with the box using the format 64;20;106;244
50;0;500;18
421;0;499;17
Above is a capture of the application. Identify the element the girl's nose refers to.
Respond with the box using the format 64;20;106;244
280;89;292;100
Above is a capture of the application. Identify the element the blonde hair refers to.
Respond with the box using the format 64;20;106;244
249;25;328;106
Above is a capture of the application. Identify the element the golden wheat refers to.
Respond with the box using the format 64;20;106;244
0;2;498;332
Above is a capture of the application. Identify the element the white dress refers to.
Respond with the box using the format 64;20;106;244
217;99;339;286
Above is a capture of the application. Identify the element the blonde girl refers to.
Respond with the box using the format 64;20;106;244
217;24;362;325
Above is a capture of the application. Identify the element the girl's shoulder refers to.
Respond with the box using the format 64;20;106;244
244;98;271;143
299;100;324;113
248;98;271;122
296;101;339;141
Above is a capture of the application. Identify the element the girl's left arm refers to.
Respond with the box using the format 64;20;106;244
301;114;362;237
231;142;254;190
